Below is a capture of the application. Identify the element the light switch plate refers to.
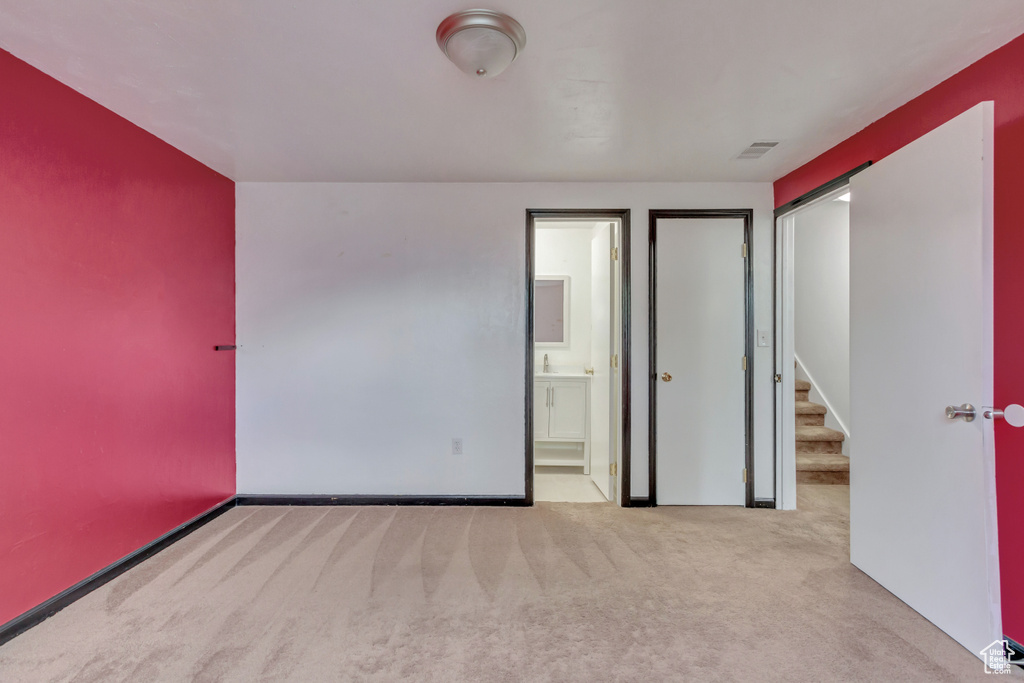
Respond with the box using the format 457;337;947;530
757;329;770;347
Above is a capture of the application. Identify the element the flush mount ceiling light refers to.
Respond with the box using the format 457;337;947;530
436;10;526;79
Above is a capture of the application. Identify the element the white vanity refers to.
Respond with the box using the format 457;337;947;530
533;373;591;473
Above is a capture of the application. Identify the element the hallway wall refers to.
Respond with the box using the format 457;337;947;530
794;199;850;440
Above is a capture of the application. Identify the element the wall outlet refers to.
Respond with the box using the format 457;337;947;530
452;438;463;455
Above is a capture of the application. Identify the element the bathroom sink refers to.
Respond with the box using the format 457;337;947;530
535;369;593;378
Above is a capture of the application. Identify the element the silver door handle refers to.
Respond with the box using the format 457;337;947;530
983;404;1024;427
945;403;976;422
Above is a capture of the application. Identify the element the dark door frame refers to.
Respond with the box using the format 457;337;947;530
649;209;755;507
525;209;634;506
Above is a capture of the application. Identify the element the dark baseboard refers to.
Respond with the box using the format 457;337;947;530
0;496;236;647
626;497;775;509
235;494;529;507
1006;635;1024;666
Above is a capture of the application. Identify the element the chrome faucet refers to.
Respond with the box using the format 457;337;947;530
543;353;550;373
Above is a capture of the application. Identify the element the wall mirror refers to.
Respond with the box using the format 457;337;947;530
535;275;569;346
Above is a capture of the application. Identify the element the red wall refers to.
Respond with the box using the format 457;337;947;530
0;50;235;626
774;33;1024;641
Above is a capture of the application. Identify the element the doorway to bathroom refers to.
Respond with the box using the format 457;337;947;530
526;210;631;505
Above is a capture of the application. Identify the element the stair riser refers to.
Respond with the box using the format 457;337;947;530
796;441;844;454
796;414;825;427
797;470;849;485
795;390;809;401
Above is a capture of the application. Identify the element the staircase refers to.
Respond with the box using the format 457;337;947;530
795;379;849;485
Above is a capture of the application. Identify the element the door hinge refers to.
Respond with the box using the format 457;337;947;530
610;462;617;476
611;354;618;369
774;373;782;383
742;243;748;258
742;356;747;371
743;468;748;483
611;247;618;261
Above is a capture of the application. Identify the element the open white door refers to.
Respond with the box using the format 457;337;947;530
612;223;622;504
590;222;615;500
849;102;1000;657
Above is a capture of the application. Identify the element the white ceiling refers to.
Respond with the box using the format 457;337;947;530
1;1;1022;183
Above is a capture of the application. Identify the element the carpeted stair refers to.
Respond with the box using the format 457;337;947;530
795;379;848;485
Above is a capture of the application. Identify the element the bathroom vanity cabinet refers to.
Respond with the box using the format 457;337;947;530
534;375;590;473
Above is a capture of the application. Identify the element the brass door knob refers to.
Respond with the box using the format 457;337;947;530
662;372;672;382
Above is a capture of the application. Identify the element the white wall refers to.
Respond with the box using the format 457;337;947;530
794;199;850;441
535;225;594;371
236;182;775;500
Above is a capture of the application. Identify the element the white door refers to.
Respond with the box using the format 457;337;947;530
611;226;622;504
656;217;746;505
849;101;1000;657
548;381;587;440
590;222;615;500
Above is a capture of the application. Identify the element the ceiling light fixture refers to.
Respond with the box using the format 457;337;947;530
436;10;526;79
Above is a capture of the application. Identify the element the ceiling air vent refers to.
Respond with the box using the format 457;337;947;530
737;141;779;160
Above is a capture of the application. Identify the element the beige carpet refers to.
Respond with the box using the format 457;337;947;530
0;487;1002;682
